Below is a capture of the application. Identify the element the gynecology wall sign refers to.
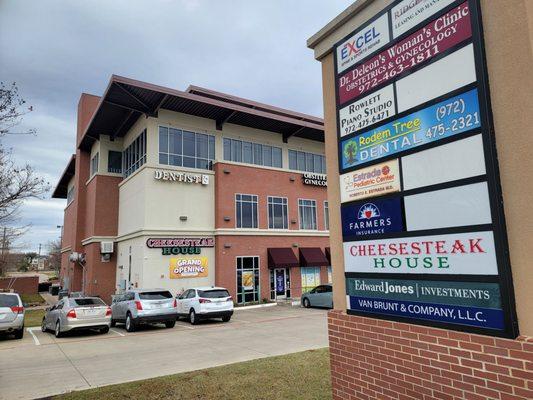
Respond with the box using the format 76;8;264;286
333;0;518;338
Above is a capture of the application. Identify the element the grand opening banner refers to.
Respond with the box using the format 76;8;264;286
333;0;518;338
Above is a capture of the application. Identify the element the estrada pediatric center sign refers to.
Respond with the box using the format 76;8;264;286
340;160;400;203
341;89;480;170
343;231;498;274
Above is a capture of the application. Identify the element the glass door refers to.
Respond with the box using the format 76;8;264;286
274;268;287;299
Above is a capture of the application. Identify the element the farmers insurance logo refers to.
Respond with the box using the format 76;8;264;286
337;14;390;73
358;203;380;220
341;198;403;238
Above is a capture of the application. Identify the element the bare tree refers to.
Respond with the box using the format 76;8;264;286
0;82;36;136
0;82;50;269
47;239;61;273
0;226;28;276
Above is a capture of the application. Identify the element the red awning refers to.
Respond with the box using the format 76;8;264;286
299;248;329;267
267;248;299;268
325;247;331;264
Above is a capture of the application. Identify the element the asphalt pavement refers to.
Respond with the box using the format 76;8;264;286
0;305;328;400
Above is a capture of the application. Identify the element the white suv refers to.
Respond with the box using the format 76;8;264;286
176;287;233;325
0;292;25;339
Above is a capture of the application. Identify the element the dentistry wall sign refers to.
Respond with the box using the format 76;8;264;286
333;0;518;338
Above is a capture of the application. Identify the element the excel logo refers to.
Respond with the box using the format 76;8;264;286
341;26;381;60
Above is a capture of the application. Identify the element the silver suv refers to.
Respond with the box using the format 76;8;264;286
111;289;177;332
0;293;25;339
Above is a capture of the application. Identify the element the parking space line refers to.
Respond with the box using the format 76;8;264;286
26;327;41;346
110;328;125;337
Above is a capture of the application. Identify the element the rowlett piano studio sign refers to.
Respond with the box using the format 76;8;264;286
333;0;518;338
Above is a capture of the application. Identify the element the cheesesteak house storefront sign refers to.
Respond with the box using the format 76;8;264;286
334;0;518;338
147;237;215;255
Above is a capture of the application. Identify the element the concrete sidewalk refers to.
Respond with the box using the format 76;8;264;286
0;306;328;400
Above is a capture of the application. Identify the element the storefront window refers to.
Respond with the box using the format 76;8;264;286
123;129;147;177
268;196;288;229
298;199;317;230
236;256;260;304
236;194;258;228
301;267;321;293
327;266;332;284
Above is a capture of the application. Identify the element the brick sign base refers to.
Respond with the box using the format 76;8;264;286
329;311;533;400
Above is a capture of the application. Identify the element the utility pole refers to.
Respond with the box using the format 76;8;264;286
38;243;41;256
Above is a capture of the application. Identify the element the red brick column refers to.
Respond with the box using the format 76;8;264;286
328;311;533;400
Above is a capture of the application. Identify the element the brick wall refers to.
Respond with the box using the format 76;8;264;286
329;311;533;400
0;276;39;294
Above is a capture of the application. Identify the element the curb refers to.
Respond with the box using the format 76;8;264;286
234;303;278;311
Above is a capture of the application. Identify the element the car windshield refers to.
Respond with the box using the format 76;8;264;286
139;291;173;300
198;289;230;299
71;298;106;307
0;294;18;307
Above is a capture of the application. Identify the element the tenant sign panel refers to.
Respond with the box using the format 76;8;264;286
333;0;518;337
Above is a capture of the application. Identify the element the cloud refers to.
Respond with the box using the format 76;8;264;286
0;0;351;252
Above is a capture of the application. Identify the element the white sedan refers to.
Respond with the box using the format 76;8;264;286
176;286;234;325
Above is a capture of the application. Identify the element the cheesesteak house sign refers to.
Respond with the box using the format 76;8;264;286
334;0;518;338
147;237;215;256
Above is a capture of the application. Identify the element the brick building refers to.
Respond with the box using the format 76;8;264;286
53;75;331;304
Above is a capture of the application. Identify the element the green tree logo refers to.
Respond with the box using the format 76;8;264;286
343;139;358;165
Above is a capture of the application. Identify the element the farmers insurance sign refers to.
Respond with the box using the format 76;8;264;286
333;0;518;337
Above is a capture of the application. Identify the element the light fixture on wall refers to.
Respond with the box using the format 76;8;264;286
179;216;188;221
290;219;297;224
292;243;298;248
289;176;295;182
224;244;232;249
223;169;231;174
224;216;231;222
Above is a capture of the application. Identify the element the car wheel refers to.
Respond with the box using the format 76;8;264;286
165;320;176;329
303;298;311;308
14;327;24;339
189;309;198;325
55;321;63;338
41;318;47;333
110;319;116;327
222;315;231;322
100;326;110;334
125;313;136;332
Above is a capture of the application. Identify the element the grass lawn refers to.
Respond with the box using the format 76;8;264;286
20;293;46;306
24;309;45;327
53;348;332;400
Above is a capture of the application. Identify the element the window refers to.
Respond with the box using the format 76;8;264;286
72;298;106;306
90;152;99;176
324;201;330;230
223;138;282;168
268;196;288;229
236;194;258;228
108;151;122;174
328;266;332;284
288;150;326;174
159;126;215;170
66;186;75;206
299;199;317;230
236;256;260;304
139;291;173;300
301;267;321;293
123;129;147;178
198;289;230;298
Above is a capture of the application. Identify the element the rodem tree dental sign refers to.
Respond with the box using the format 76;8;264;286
334;0;518;338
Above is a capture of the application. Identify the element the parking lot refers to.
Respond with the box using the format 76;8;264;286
0;305;328;400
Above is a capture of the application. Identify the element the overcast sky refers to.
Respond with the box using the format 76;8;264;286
0;0;351;254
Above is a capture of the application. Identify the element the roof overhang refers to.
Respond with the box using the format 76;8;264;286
52;154;76;199
79;75;325;151
267;248;300;269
